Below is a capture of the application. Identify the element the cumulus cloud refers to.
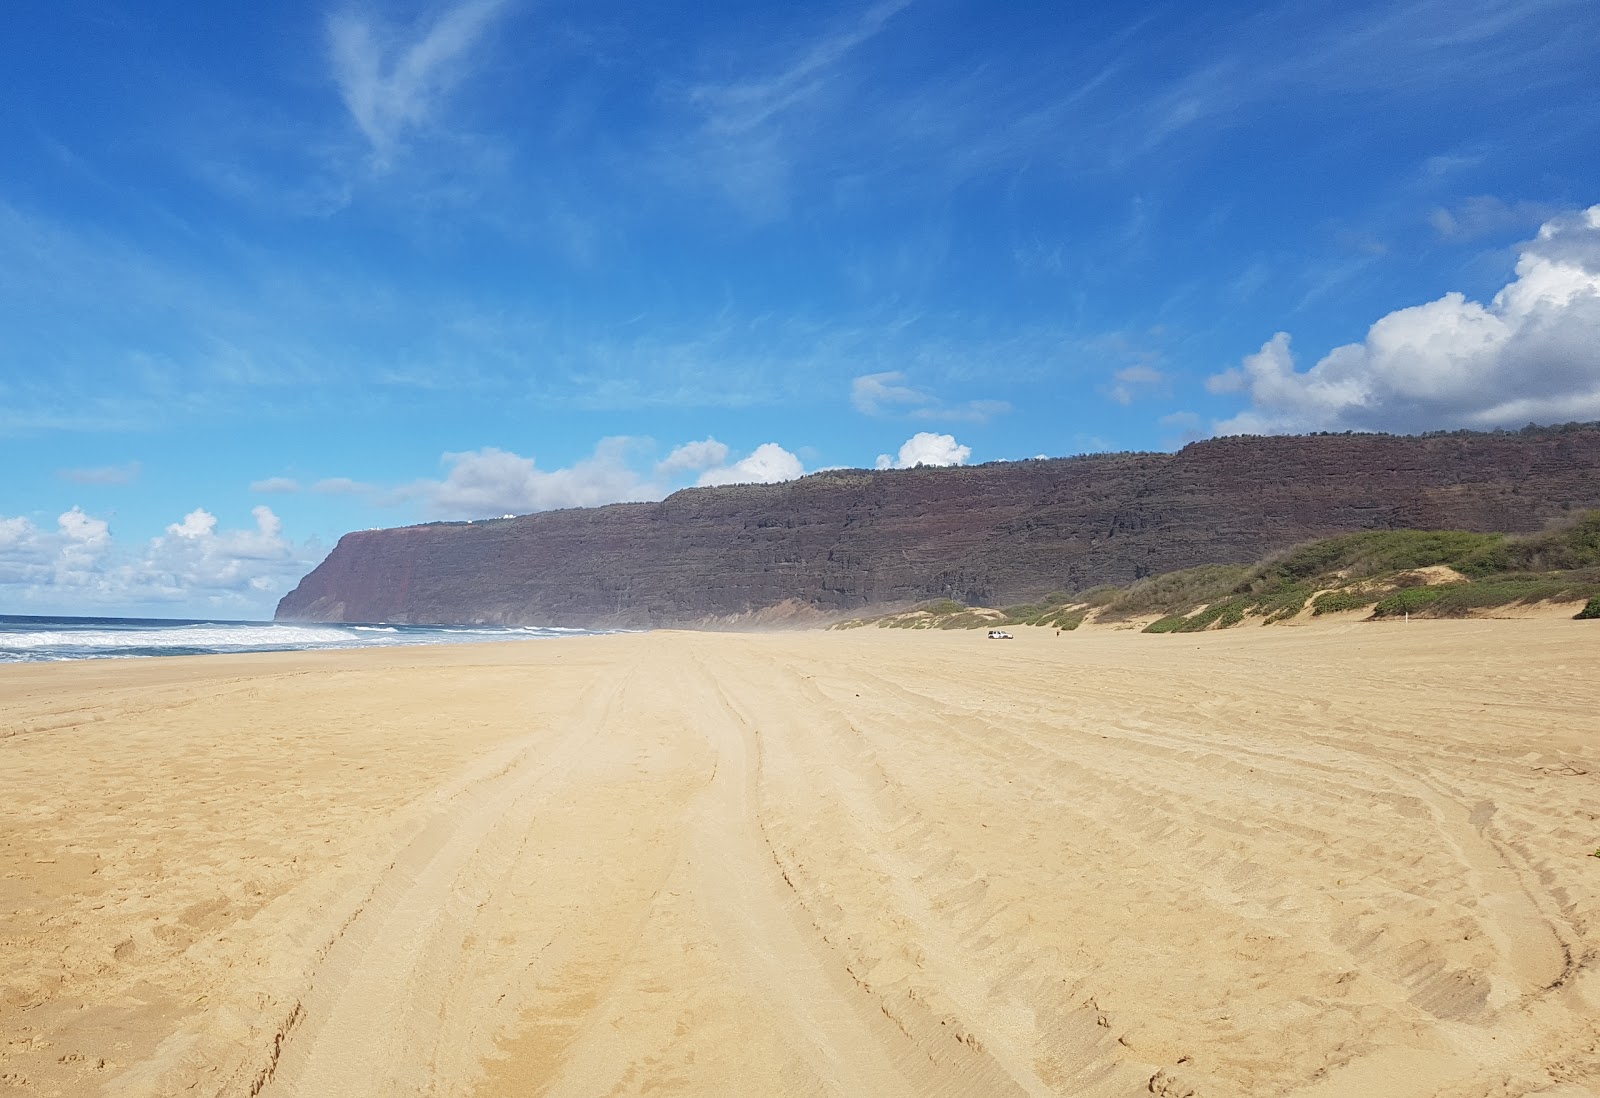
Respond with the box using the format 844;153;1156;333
1212;205;1600;434
0;516;36;552
143;506;299;594
874;432;972;469
317;436;815;521
656;437;731;477
420;439;658;519
0;506;311;612
696;442;806;486
167;508;218;540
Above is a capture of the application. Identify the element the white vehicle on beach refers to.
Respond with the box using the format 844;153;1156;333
987;629;1013;639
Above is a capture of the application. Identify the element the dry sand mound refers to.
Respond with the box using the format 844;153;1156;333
2;621;1598;1096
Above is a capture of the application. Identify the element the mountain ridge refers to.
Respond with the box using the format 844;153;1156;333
276;424;1600;627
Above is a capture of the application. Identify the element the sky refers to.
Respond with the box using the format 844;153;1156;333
3;0;1599;618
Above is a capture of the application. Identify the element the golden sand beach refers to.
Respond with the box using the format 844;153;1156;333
3;620;1598;1096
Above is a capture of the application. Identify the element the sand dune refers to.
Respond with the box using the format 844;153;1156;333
3;621;1598;1096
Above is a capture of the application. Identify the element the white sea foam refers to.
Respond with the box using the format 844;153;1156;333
3;624;354;651
0;617;614;662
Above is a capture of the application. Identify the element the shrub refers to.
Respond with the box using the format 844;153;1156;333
1579;595;1600;620
1372;585;1451;617
1144;614;1191;633
1261;529;1500;584
1312;589;1373;615
920;598;967;616
938;611;993;629
1253;583;1314;623
999;603;1045;624
1076;585;1124;607
1097;564;1252;621
1476;511;1600;575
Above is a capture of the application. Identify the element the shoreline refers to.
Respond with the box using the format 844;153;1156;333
4;621;1598;1095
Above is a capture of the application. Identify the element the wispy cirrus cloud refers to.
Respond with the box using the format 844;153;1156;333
57;461;141;486
328;0;512;168
1429;195;1564;241
250;477;300;493
850;371;1010;423
666;0;913;216
1103;365;1169;406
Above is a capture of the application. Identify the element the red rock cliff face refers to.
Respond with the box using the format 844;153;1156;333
275;427;1600;627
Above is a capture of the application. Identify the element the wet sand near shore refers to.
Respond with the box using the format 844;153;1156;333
2;620;1598;1096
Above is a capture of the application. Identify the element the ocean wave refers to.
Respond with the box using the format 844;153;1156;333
3;624;357;651
0;618;615;662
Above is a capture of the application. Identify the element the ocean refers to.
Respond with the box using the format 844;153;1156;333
0;614;606;663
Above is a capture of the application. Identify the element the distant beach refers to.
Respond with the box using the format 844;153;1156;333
0;614;610;663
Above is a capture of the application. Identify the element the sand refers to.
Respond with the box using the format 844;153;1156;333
2;619;1598;1097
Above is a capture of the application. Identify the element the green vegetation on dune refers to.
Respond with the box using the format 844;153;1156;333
1310;589;1372;615
1091;564;1252;622
1127;513;1600;631
835;510;1600;633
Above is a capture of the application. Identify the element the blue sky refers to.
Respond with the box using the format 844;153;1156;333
4;0;1599;617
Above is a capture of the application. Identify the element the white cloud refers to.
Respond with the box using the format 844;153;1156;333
316;436;812;520
143;506;299;594
1105;364;1169;405
0;506;311;613
1159;410;1206;448
850;371;1010;423
852;371;932;415
0;516;37;552
874;432;972;469
58;461;141;486
696;442;806;486
914;398;1011;424
656;437;731;477
251;476;300;493
328;0;509;167
675;0;913;217
1212;205;1600;434
167;508;218;540
419;439;659;519
58;506;111;551
1429;195;1561;241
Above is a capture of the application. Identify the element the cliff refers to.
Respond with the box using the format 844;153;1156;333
275;425;1600;627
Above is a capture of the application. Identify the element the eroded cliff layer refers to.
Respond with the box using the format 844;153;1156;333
276;426;1600;627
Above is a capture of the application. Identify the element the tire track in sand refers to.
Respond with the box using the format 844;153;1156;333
251;666;634;1098
674;645;927;1098
681;646;1068;1098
